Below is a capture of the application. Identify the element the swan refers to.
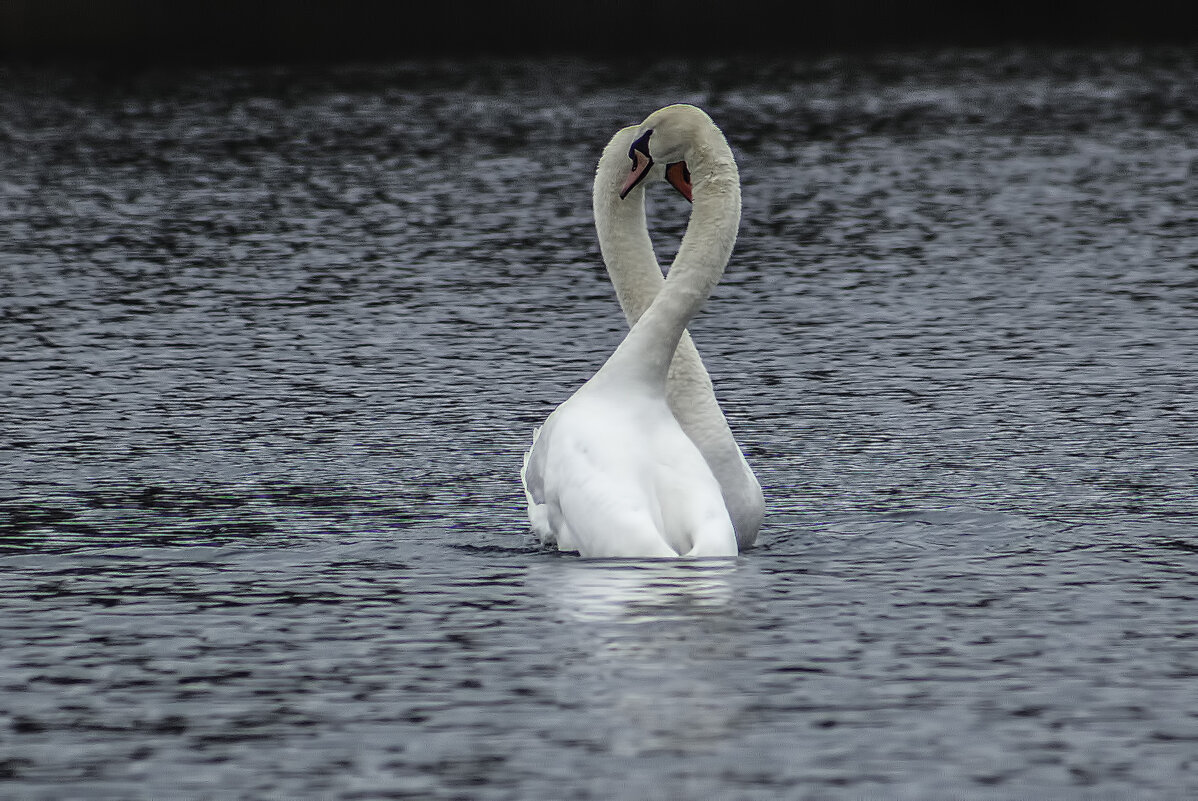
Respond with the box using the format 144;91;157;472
521;104;747;558
592;124;764;550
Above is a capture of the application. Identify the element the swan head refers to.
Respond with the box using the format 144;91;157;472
599;126;687;202
618;104;715;204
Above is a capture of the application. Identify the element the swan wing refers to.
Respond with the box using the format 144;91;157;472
521;424;556;545
526;393;735;558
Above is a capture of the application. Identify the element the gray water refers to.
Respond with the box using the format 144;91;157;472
2;49;1196;799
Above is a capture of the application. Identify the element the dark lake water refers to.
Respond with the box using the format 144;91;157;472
2;49;1196;799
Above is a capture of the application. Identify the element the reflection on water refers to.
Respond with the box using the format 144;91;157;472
534;560;747;760
538;560;737;623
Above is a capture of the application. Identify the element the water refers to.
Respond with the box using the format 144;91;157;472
2;49;1196;799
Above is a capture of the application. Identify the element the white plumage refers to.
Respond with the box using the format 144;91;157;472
591;123;764;550
522;105;753;558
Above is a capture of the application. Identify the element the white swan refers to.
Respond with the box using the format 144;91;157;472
521;104;747;558
593;124;764;550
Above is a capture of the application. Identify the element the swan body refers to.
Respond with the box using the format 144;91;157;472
522;105;746;558
593;126;764;549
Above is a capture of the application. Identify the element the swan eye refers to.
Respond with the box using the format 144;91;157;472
628;129;653;162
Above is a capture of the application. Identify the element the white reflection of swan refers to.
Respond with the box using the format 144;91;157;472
533;559;745;757
539;560;736;624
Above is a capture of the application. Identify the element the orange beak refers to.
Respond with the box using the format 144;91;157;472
619;149;653;199
666;161;692;203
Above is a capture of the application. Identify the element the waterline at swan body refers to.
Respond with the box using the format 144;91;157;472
522;105;745;558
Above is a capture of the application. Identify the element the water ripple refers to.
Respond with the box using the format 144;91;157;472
1;49;1196;799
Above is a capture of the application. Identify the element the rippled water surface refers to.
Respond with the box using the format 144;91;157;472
2;50;1197;799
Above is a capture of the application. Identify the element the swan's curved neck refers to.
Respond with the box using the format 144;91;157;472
593;132;661;326
597;134;740;389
